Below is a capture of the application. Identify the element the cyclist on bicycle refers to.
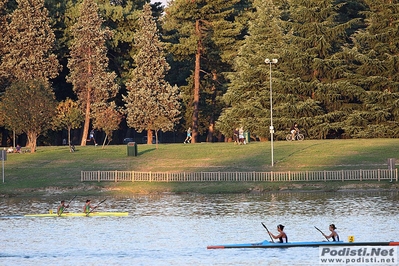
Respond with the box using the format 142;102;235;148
290;123;299;140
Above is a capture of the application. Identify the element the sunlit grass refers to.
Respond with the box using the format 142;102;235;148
1;138;397;196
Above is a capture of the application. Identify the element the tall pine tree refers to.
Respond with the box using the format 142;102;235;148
277;0;362;139
67;0;118;146
339;0;399;138
163;0;249;142
0;0;60;82
0;0;8;90
217;0;288;140
124;3;181;146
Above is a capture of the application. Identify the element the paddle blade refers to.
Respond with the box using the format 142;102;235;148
261;222;274;243
314;226;329;242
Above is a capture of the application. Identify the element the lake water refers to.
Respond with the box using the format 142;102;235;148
0;191;398;265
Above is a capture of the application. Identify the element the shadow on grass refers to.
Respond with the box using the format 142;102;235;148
279;141;324;163
138;147;156;156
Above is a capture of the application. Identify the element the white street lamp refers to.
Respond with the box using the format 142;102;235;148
265;58;278;166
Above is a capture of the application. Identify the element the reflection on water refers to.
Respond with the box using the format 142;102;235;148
0;191;398;265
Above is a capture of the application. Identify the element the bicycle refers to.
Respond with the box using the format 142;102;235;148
286;131;304;141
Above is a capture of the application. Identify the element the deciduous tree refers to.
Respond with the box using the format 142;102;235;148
0;80;57;152
92;103;122;148
53;98;84;151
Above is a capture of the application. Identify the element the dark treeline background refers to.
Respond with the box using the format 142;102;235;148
1;0;399;147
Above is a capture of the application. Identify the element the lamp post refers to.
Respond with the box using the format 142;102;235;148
265;58;278;166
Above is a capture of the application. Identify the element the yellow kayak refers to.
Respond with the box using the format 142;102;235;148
24;212;129;217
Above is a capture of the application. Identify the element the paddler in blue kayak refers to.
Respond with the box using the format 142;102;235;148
268;224;288;243
57;200;70;216
83;199;93;214
322;224;340;241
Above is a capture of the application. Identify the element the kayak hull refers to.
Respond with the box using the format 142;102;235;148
24;212;128;217
207;241;399;249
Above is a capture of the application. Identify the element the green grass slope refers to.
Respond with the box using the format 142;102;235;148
0;139;398;197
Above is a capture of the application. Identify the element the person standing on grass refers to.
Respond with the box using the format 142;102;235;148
238;127;245;144
88;129;98;146
233;128;239;144
184;127;192;144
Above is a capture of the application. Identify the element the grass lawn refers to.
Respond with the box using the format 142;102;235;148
1;139;398;197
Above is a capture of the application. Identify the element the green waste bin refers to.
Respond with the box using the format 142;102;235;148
244;132;250;144
127;142;137;156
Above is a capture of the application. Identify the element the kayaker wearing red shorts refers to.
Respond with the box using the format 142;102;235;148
323;224;340;241
269;224;288;243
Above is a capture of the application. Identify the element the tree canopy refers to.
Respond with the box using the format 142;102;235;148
53;98;84;150
0;80;57;152
0;0;60;83
2;0;399;146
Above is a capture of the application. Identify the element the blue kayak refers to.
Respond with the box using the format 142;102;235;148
207;240;399;249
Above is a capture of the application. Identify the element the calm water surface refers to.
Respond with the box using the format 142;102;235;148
0;191;398;266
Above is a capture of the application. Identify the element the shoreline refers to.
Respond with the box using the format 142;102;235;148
1;181;398;198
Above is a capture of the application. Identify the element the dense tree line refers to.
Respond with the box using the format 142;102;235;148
1;0;399;151
216;0;399;140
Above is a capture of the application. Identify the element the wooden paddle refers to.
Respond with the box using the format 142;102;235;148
261;222;274;243
58;195;76;216
314;226;330;241
86;199;107;216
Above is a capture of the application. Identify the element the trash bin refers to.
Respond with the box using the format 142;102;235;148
244;132;250;144
127;142;137;156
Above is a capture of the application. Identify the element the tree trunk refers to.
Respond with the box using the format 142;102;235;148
192;19;201;143
80;87;91;146
80;47;93;146
27;131;37;153
102;134;108;149
155;129;159;150
68;126;73;152
147;130;153;144
207;70;217;142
